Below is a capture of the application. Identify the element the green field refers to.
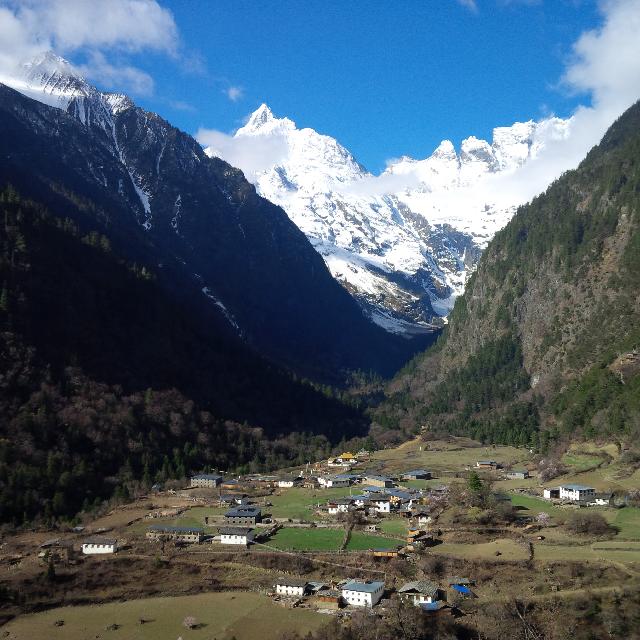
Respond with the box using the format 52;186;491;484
2;592;327;640
348;532;402;551
379;518;409;536
611;507;640;539
562;452;604;472
510;494;567;519
267;527;344;551
266;487;354;520
266;527;401;551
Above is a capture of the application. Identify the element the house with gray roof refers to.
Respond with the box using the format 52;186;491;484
224;506;262;525
341;580;385;607
146;525;203;543
190;473;223;488
219;527;254;546
398;580;442;606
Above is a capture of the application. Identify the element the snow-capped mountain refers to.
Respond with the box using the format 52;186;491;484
208;104;571;334
0;52;422;378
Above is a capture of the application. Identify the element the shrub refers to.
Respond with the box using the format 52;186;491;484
565;512;613;536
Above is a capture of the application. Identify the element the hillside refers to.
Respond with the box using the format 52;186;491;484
0;187;374;525
377;100;640;450
0;58;428;382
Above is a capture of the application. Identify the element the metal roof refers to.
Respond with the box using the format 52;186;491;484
192;473;223;480
225;506;261;517
342;580;384;593
274;576;308;588
83;537;117;545
399;580;439;597
219;527;253;536
147;525;203;534
560;484;595;491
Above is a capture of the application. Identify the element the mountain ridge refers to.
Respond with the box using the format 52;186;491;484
0;55;427;381
209;103;570;334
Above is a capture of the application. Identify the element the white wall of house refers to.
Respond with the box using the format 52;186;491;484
81;543;116;555
559;487;595;501
275;584;305;596
402;593;435;606
372;501;391;513
341;585;383;607
220;534;248;545
278;480;295;488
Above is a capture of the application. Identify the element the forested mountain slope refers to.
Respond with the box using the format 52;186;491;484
0;73;427;383
0;187;369;525
376;101;640;450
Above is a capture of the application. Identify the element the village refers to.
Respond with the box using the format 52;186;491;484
0;439;640;636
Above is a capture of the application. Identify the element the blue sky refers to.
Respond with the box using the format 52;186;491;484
1;0;631;173
131;0;601;171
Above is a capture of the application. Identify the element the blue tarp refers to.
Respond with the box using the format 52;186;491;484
452;584;471;594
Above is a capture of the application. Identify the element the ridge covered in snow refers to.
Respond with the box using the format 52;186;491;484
206;104;571;333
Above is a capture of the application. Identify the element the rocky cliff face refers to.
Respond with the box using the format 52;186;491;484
213;104;570;334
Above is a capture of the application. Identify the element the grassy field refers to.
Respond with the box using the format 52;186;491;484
431;538;530;561
611;507;640;540
1;592;327;640
379;518;409;536
348;532;402;551
369;437;532;477
267;527;344;551
265;527;402;552
266;487;354;520
510;494;567;519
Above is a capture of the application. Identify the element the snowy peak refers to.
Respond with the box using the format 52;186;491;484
245;102;275;129
237;103;296;137
15;51;92;110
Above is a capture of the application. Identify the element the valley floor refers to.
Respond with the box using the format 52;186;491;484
2;436;640;639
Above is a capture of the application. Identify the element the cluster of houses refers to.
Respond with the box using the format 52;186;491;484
271;575;474;612
145;505;264;547
543;484;612;506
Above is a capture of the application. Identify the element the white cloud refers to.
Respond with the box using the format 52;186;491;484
0;0;178;94
77;51;155;95
225;86;244;102
339;0;640;207
456;0;478;12
195;127;289;181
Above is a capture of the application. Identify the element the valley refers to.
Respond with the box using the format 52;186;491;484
0;3;639;639
2;436;640;639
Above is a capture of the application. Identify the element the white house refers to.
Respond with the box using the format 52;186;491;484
398;580;441;606
81;537;117;555
327;498;353;515
368;494;391;514
274;577;310;597
277;475;302;488
559;484;596;502
219;527;254;546
319;475;351;488
543;488;560;499
341;580;385;607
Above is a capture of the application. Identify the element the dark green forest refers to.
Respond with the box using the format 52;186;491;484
376;101;640;449
0;187;368;525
